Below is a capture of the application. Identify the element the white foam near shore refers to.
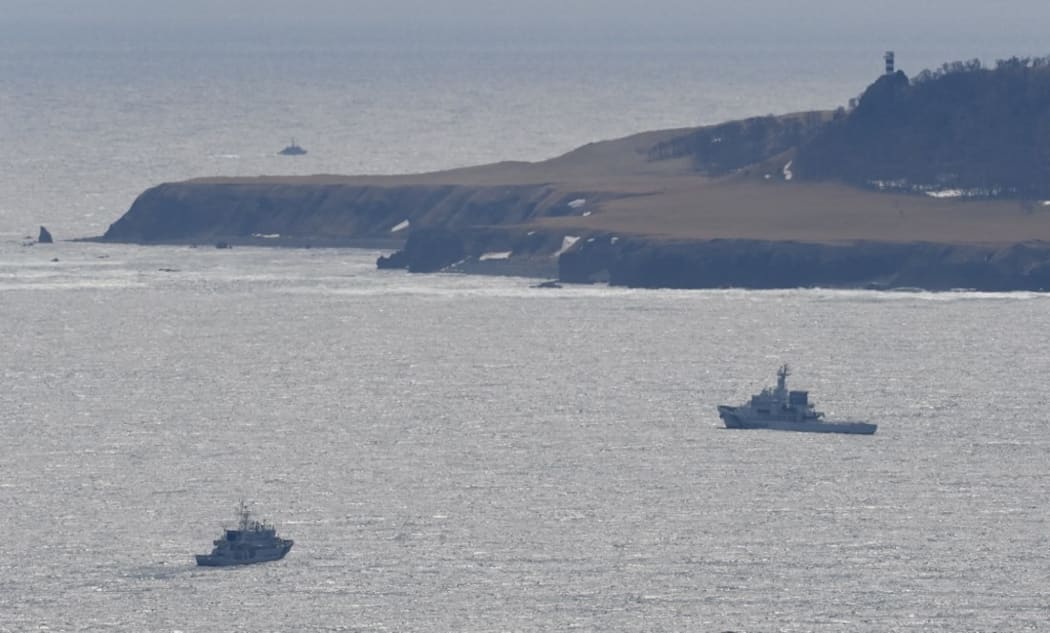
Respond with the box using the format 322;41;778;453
782;160;793;181
390;219;410;232
251;233;281;239
479;251;512;261
568;198;587;209
925;189;965;198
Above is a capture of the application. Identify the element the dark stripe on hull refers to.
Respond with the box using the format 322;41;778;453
195;543;293;567
717;407;876;435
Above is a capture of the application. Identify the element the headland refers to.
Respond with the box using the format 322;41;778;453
98;55;1050;290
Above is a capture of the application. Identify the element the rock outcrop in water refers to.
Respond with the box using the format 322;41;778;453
377;228;465;273
38;226;53;244
98;56;1050;291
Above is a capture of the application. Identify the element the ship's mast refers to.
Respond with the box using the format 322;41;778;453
236;500;252;530
776;364;790;396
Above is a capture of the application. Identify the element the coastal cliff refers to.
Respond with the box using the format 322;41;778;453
99;56;1050;291
560;237;1050;291
104;181;573;246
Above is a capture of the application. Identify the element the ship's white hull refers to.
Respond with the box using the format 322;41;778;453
718;406;877;435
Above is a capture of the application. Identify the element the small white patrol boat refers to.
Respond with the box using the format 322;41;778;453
717;364;877;435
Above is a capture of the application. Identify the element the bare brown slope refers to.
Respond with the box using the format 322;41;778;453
534;175;1050;245
188;126;697;188
179;118;1050;246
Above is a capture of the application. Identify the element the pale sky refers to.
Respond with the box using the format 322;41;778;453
3;0;1049;54
4;0;1048;27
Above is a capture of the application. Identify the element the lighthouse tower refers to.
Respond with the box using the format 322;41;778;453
884;51;895;75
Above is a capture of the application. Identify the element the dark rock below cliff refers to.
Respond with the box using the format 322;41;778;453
558;237;1050;291
378;227;564;277
377;229;466;273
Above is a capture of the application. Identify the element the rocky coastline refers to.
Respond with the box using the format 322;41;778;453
96;167;1050;291
96;176;1050;292
371;226;1050;291
97;177;1050;290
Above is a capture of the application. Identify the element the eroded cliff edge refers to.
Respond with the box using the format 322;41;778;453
100;58;1050;290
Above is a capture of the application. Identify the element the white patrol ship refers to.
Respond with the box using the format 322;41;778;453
717;364;877;435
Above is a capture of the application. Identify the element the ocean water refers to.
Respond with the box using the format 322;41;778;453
2;243;1050;632
3;21;1050;633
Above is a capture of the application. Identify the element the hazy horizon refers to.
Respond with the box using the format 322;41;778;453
4;0;1050;54
4;0;1050;239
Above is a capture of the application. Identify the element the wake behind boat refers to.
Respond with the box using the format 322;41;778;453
717;364;877;435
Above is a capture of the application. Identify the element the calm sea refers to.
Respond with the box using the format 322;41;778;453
2;23;1050;633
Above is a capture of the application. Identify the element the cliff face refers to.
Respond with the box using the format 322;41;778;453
560;237;1050;291
100;165;1050;291
646;112;829;174
376;227;565;275
103;181;583;245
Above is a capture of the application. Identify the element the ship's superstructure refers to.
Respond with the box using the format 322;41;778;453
195;502;294;567
278;139;307;156
717;365;877;434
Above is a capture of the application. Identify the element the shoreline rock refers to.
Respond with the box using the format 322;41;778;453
562;237;1050;291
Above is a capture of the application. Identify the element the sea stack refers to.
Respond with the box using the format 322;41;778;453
38;226;53;243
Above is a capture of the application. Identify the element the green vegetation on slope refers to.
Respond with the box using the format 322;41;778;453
794;57;1050;197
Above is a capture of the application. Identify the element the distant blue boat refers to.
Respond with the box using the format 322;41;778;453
278;139;306;156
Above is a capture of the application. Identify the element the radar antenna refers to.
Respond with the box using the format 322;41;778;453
776;364;790;393
236;499;252;530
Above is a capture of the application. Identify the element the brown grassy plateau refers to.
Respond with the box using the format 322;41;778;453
188;121;1050;247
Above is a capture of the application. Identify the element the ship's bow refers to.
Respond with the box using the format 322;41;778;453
717;405;742;428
